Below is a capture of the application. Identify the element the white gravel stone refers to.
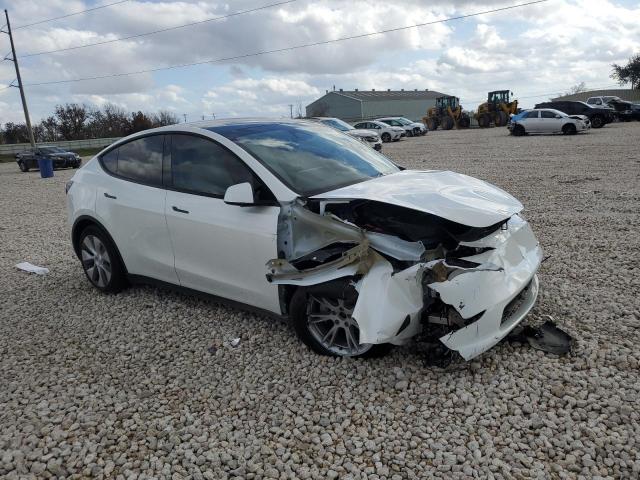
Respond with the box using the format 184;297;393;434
1;124;639;478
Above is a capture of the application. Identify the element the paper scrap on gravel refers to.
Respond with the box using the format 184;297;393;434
15;262;49;275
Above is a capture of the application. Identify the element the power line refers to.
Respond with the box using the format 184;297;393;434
21;0;550;88
20;0;300;58
14;0;131;30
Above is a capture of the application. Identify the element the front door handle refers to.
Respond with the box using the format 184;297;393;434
104;192;117;199
172;206;189;214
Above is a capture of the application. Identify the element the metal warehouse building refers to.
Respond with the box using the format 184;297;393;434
552;88;640;103
306;89;447;122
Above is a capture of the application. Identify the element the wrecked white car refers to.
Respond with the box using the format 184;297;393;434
67;119;542;361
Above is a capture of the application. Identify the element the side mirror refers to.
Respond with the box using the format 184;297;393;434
224;182;255;206
555;115;562;119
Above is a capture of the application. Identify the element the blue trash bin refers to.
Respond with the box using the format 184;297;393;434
37;157;54;178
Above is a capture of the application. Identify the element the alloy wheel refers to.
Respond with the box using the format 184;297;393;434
306;295;371;356
81;235;112;288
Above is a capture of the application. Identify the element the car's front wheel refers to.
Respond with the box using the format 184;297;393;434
18;161;28;172
381;132;391;143
512;124;525;136
562;123;577;135
290;283;392;358
591;115;604;128
79;226;127;293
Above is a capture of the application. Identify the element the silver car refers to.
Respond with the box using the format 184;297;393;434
509;109;590;136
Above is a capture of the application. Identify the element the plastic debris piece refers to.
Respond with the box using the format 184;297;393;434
507;320;572;355
15;262;49;275
229;338;241;348
207;345;217;355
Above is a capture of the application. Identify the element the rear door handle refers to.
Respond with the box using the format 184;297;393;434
172;206;189;214
104;192;117;199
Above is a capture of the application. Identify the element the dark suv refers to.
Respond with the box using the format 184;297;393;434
533;101;613;128
15;146;82;172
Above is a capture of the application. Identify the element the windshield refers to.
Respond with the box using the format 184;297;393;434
318;118;353;132
398;118;414;124
40;147;66;154
209;122;399;196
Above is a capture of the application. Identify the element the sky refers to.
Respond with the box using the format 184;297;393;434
0;0;639;124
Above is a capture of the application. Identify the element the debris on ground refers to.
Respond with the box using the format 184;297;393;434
507;319;572;355
15;262;49;275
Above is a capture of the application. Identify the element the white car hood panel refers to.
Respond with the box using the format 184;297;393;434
312;170;523;228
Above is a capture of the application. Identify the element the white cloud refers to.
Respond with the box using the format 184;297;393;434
0;0;638;122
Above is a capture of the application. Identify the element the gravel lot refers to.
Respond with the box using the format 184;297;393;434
1;123;639;479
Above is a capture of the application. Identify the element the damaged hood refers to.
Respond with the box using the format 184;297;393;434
312;170;523;228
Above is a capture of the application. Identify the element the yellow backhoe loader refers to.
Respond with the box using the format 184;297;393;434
423;96;470;131
475;90;518;128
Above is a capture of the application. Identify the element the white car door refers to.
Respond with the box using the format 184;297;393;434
540;110;563;133
163;133;281;313
95;134;179;284
522;110;540;132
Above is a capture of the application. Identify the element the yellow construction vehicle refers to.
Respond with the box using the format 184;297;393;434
475;90;518;128
423;96;471;131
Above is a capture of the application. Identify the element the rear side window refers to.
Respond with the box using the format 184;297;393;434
541;111;556;119
117;136;164;185
170;134;255;197
101;149;118;173
100;135;164;186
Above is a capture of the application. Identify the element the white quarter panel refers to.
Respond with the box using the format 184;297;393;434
165;191;281;313
95;175;178;283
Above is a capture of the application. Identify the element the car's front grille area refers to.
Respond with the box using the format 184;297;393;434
501;280;533;325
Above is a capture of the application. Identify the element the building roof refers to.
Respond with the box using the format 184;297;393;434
552;88;640;103
331;89;446;102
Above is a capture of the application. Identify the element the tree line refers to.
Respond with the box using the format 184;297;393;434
0;103;179;144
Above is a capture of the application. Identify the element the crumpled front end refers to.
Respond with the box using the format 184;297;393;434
266;186;542;361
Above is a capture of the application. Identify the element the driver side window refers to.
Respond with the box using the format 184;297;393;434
524;111;539;119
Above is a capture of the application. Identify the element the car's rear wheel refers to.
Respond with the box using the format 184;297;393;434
562;123;577;135
79;226;127;293
290;283;393;358
591;115;604;128
18;161;28;172
512;124;525;136
381;132;391;143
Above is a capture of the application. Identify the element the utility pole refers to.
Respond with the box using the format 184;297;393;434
212;113;215;119
288;104;293;119
183;113;187;123
3;9;35;147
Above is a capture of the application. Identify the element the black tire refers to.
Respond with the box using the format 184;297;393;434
78;225;127;293
413;127;422;136
458;116;471;128
18;161;29;172
495;111;508;127
290;283;393;358
406;129;414;137
381;132;391;143
562;123;577;135
441;117;454;130
512;124;525;136
479;113;492;128
73;162;81;169
591;115;604;128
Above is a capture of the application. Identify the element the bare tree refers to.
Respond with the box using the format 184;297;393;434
564;82;587;96
55;104;89;140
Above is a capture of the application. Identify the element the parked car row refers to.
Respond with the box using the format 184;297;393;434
507;97;640;136
312;116;427;152
15;146;82;172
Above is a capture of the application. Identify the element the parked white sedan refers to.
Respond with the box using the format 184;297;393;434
376;117;427;136
67;119;542;361
509;108;590;136
353;120;404;142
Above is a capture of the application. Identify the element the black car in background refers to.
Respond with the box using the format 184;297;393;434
534;101;614;128
15;146;82;172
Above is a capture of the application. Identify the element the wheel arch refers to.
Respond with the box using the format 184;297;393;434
71;215;128;274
